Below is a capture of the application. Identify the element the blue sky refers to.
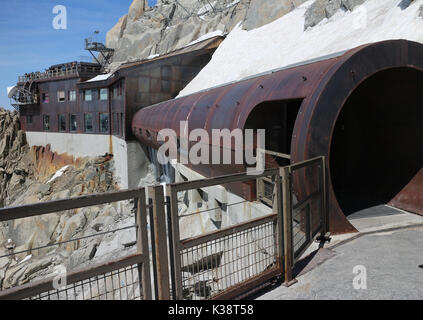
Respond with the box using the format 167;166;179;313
0;0;157;109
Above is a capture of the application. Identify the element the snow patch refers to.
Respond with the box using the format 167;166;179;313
184;30;225;48
47;165;70;184
85;73;113;83
226;0;240;8
146;53;160;60
19;254;32;264
178;0;423;97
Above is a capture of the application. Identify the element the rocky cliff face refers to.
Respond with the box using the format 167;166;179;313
105;0;400;72
106;0;310;70
0;108;145;290
0;108;32;208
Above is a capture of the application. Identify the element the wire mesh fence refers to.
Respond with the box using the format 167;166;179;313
289;157;326;260
28;263;142;300
179;216;278;300
0;188;152;300
166;169;283;300
0;158;327;300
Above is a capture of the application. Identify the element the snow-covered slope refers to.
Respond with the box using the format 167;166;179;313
178;0;423;97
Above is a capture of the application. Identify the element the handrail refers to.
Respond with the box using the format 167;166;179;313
0;254;145;300
0;187;146;222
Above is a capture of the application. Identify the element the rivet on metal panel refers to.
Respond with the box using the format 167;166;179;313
350;70;356;82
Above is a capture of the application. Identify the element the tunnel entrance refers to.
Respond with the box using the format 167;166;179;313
330;67;423;216
244;99;302;167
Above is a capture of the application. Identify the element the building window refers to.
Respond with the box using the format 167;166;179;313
84;90;92;101
114;113;119;134
84;113;93;133
99;88;108;100
113;86;118;98
119;81;123;96
26;115;32;124
120;113;124;136
57;91;65;102
70;114;77;132
58;114;66;132
99;113;109;133
43;115;50;131
42;93;49;104
161;80;171;93
68;90;76;101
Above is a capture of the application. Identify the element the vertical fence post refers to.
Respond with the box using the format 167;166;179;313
274;172;284;273
136;189;152;300
317;156;330;241
149;185;170;300
321;156;329;235
165;194;177;300
167;185;184;300
147;196;158;299
280;166;297;287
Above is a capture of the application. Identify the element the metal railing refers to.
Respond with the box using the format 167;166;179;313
0;188;152;300
17;64;101;83
280;155;327;283
0;157;328;300
1;254;145;300
18;69;78;83
162;168;284;300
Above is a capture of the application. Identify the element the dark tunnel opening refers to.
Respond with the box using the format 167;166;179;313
330;67;423;216
244;99;302;167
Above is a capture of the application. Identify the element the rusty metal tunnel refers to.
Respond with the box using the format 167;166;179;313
132;40;423;234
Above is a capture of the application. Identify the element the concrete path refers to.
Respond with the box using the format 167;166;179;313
257;205;423;300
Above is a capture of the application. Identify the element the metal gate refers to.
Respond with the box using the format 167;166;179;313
165;168;284;300
153;156;328;299
281;156;328;278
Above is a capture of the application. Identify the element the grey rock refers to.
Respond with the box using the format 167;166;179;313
398;0;415;10
325;0;343;17
50;189;71;201
3;264;28;289
341;0;366;11
106;0;252;69
106;15;128;49
24;256;53;279
0;134;10;156
128;0;149;21
60;212;87;245
38;183;51;197
244;0;306;30
304;0;367;30
90;215;114;232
